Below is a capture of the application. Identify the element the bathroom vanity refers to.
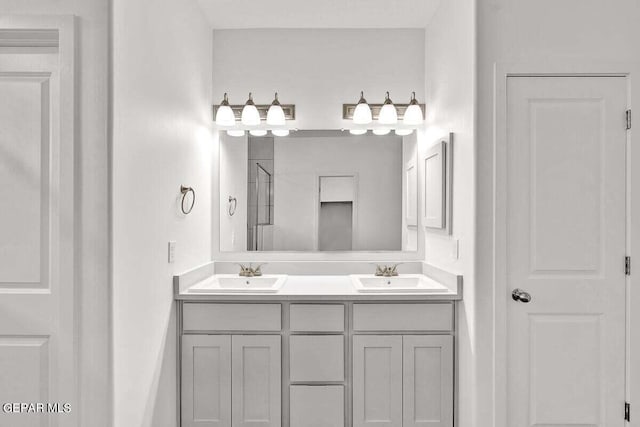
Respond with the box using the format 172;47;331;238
177;126;461;427
175;268;461;427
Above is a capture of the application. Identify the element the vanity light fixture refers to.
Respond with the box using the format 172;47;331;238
215;93;236;126
349;129;368;135
249;129;268;136
372;128;391;136
241;93;261;126
227;130;245;137
271;129;290;137
402;92;424;125
352;91;373;124
378;91;398;125
395;129;414;136
266;92;286;126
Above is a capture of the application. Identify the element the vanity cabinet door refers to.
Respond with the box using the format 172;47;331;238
353;335;403;427
232;335;281;427
403;336;453;427
181;335;231;427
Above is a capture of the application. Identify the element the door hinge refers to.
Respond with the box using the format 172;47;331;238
626;256;631;275
625;401;631;422
627;109;632;130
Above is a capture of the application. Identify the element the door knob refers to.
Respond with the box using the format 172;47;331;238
512;288;532;303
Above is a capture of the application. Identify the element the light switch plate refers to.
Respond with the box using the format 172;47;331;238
168;241;176;263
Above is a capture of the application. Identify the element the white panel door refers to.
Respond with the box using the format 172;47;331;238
232;335;281;427
182;335;231;427
506;76;627;427
353;335;402;427
0;50;75;427
403;336;453;427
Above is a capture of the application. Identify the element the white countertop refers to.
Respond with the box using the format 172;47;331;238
175;274;461;301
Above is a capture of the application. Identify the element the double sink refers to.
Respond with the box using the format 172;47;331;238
190;272;448;294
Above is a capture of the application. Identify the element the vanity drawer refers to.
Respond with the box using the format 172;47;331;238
289;304;344;332
289;335;344;382
290;386;344;427
352;303;453;332
183;303;281;331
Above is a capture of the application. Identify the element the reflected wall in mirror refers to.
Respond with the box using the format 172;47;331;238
219;130;418;252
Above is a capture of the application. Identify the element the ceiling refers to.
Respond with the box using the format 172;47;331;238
195;0;441;29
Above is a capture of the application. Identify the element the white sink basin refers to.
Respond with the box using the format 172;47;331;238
188;274;287;293
350;274;449;293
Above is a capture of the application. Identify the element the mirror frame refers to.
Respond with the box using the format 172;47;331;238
211;130;426;261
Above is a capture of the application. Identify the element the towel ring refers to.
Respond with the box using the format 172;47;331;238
228;196;237;216
180;185;195;214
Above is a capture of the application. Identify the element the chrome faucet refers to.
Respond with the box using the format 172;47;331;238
237;263;264;277
374;264;400;277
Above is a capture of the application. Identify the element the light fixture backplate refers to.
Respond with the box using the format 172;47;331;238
212;104;296;121
342;103;425;120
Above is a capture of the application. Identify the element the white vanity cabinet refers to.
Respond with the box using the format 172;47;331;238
180;303;282;427
181;335;281;427
178;301;455;427
352;304;454;427
181;335;232;427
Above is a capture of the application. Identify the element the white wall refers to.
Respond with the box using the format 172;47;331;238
219;134;248;251
0;2;110;426
272;134;403;251
423;0;476;426
476;1;640;427
111;0;214;425
212;29;425;129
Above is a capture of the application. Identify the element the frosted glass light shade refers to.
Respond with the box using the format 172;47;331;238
241;104;260;125
266;92;286;126
378;104;397;124
352;91;372;124
266;105;286;125
353;103;372;124
378;92;397;125
215;93;236;126
373;128;391;136
349;129;367;135
215;105;235;126
249;129;267;136
403;92;424;125
395;129;414;136
227;130;245;137
272;129;289;137
241;93;261;126
403;104;423;125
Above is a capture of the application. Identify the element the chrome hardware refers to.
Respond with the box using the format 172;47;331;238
512;288;532;303
374;264;400;277
625;401;631;422
228;196;237;216
180;185;195;215
626;256;631;276
237;263;265;277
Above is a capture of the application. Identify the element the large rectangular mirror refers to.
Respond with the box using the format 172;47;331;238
219;130;418;252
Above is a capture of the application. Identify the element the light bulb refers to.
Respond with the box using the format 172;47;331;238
271;129;289;137
352;91;372;124
241;92;261;126
403;92;424;125
373;129;391;136
266;92;286;126
215;93;236;126
395;129;414;136
249;129;267;136
378;91;398;125
227;130;245;137
349;129;367;135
